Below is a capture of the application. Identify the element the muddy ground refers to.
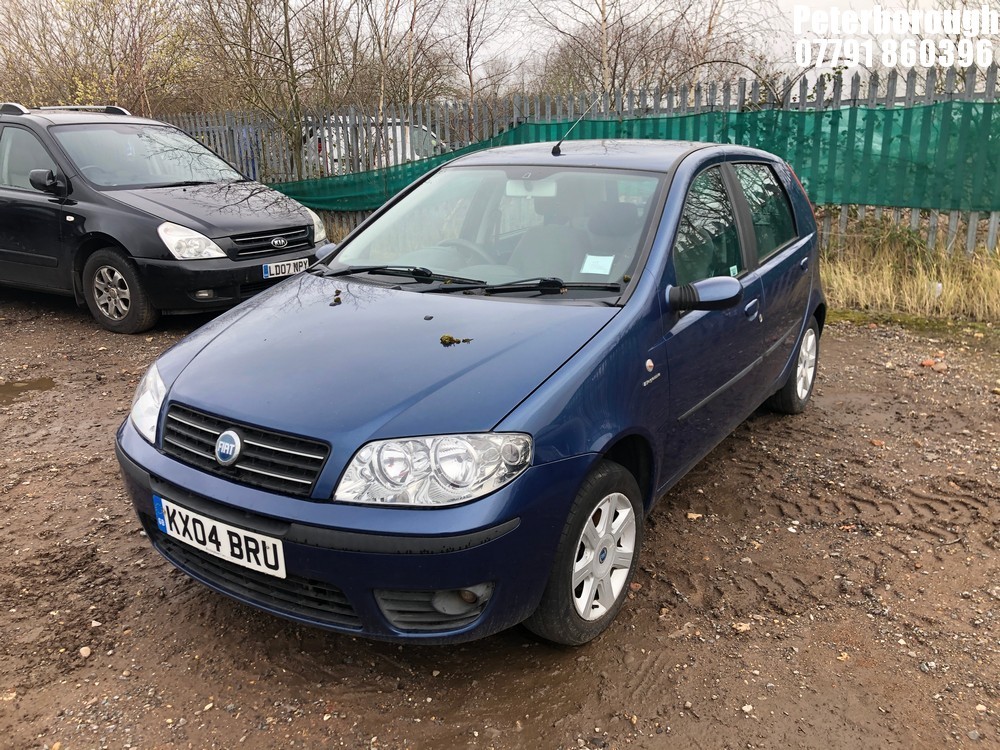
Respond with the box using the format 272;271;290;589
1;287;998;750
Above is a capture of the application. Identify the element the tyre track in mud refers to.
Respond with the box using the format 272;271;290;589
622;322;999;748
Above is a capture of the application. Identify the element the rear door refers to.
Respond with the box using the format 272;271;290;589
0;125;67;290
730;161;814;390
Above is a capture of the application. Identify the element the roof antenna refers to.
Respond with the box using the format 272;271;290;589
551;93;604;156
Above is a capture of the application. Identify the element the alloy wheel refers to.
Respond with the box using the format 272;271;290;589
571;492;637;620
795;327;818;401
92;265;131;321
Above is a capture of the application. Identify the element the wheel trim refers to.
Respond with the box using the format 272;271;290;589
93;265;131;321
795;328;817;401
571;492;636;621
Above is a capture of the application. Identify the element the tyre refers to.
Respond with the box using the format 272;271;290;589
768;316;819;414
524;459;643;645
82;248;159;334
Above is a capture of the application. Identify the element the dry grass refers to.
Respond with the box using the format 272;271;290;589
821;218;1000;322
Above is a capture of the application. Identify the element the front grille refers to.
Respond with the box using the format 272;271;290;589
154;531;361;629
231;226;311;258
375;589;487;632
162;404;330;498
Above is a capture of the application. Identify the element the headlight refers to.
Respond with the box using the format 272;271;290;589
129;363;166;443
306;207;328;244
335;433;532;506
157;222;226;259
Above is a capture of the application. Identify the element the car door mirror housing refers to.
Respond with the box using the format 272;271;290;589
315;242;338;263
667;276;743;312
29;169;66;196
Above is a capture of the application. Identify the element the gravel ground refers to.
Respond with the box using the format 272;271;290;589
1;288;998;750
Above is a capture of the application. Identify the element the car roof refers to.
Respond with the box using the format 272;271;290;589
448;139;781;172
447;139;711;172
0;108;167;128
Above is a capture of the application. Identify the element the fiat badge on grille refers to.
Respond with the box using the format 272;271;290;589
215;430;242;466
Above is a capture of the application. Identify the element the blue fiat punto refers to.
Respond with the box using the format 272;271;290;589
116;140;825;645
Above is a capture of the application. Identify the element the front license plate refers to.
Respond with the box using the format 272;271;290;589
153;495;286;579
262;257;309;279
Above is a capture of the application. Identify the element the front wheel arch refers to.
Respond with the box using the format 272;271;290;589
73;235;131;305
523;459;644;645
601;434;655;512
81;247;159;333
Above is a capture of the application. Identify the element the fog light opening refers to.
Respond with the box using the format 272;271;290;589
430;583;494;616
193;289;217;300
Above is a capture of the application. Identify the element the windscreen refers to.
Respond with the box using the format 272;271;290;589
335;165;663;288
51;123;243;188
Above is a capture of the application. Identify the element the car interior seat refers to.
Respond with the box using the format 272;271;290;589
509;195;593;280
583;201;644;280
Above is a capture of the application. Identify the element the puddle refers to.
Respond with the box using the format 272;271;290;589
0;378;56;406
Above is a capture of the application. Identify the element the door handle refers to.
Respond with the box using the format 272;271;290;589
800;257;809;271
744;298;760;319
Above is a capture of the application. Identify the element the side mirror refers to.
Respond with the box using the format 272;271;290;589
667;276;743;312
314;242;338;263
29;169;66;196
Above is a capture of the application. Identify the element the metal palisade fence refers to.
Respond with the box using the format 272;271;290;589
163;65;1000;253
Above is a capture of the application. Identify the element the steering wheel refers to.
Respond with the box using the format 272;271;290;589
441;238;493;265
79;164;115;183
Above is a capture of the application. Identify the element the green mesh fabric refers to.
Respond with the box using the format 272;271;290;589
272;101;1000;212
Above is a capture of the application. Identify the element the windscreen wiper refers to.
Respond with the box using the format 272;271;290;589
157;180;216;187
310;264;485;285
428;276;622;295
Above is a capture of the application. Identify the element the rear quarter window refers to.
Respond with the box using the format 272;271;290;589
733;163;797;262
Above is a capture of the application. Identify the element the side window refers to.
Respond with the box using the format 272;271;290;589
733;163;797;262
0;127;57;190
673;167;745;286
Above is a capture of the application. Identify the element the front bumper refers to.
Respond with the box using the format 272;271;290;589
132;248;316;313
116;420;593;643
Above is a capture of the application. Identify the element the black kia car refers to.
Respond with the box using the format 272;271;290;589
0;103;326;333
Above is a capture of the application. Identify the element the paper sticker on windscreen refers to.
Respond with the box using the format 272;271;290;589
580;255;615;275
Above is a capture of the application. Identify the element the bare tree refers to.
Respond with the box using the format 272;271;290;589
351;0;450;111
444;0;516;137
198;0;309;118
527;0;693;94
298;0;361;105
529;0;780;94
195;0;339;176
0;0;194;114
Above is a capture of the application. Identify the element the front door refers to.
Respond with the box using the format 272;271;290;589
655;165;765;490
0;126;66;290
